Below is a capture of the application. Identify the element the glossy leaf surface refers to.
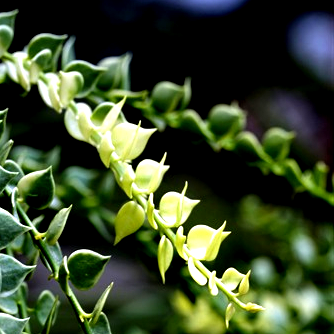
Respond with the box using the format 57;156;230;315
67;249;110;290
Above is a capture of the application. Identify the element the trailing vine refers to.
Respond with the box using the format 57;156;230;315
0;9;266;334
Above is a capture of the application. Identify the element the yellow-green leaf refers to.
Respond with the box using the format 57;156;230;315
114;201;145;245
158;235;173;284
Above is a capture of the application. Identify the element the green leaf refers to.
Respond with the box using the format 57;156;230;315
59;71;84;106
283;159;304;189
221;267;245;291
97;52;132;91
41;242;63;272
151;79;191;113
157;235;173;284
238;270;251;295
92;98;125;133
134;153;169;194
114;201;145;245
0;293;18;314
57;256;69;293
61;35;76;70
67;249;110;290
187;256;207;286
0;108;8;142
0;140;14;165
234;131;269;163
9;145;61;174
0;165;18;194
207;104;245;138
0;313;29;334
40;295;59;334
45;206;72;245
0;10;18;30
35;290;58;327
17;166;55;210
159;183;200;227
178;109;208;136
186;223;230;261
112;122;156;161
90;283;113;325
0;25;13;58
0;254;35;297
262;127;295;160
225;303;235;329
2;160;24;190
29;49;52;83
64;60;105;97
0;207;30;250
27;33;67;71
312;161;329;189
90;312;112;334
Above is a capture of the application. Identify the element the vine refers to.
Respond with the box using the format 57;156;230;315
0;9;265;334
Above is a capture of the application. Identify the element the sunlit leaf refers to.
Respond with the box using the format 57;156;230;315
221;267;245;291
114;201;145;245
187;257;207;286
112;122;156;161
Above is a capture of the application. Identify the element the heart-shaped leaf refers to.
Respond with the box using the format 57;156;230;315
67;249;110;290
114;201;145;245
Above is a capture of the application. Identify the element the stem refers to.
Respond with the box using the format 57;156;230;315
16;202;93;334
16;202;59;275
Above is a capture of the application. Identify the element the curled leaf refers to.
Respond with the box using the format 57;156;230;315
59;70;84;107
17;166;55;210
134;153;169;194
90;283;113;325
175;226;187;260
112;122;156;161
159;182;199;227
92;98;125;133
147;193;158;230
98;131;114;167
64;60;105;97
225;303;235;329
0;25;13;58
221;267;245;291
187;256;207;286
208;270;218;296
187;222;230;261
238;270;251;295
